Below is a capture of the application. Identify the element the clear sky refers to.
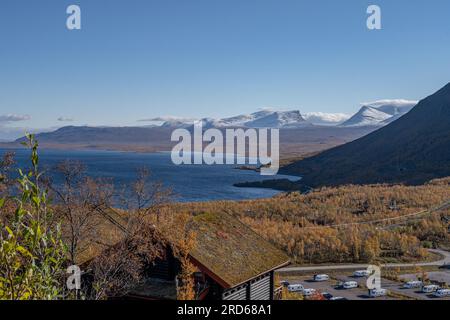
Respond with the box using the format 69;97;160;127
0;0;449;136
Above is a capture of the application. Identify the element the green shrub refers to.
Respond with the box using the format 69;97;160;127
0;134;67;300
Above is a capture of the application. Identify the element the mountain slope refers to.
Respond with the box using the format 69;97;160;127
15;126;175;145
281;83;450;187
373;101;415;116
303;112;351;126
340;100;417;127
161;110;310;129
243;110;309;128
340;106;392;127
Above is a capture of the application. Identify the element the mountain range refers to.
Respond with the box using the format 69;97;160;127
157;101;416;129
1;98;417;143
7;123;376;160
159;110;311;129
281;83;450;187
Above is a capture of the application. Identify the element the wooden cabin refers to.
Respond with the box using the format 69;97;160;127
127;212;290;300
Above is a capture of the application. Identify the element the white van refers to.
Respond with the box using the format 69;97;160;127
313;274;330;282
353;270;370;277
403;281;423;289
288;284;304;292
433;289;450;298
343;281;358;289
302;288;317;297
369;288;388;297
422;285;440;293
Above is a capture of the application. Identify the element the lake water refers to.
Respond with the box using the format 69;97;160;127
0;148;299;202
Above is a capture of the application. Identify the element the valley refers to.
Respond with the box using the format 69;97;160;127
166;178;450;265
0;125;376;160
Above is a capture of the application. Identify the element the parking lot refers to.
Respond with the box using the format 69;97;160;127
284;275;396;300
280;269;450;300
399;271;450;286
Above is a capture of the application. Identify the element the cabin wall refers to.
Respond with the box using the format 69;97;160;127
250;273;272;300
222;271;274;300
222;283;248;300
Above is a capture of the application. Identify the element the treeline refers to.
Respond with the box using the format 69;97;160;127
169;181;450;264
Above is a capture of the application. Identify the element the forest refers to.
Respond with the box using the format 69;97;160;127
170;180;450;264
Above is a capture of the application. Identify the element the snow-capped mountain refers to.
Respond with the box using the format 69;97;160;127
363;99;417;116
160;110;311;129
155;100;418;129
340;106;393;127
217;110;274;127
340;100;417;127
242;110;309;128
160;119;193;128
303;112;351;126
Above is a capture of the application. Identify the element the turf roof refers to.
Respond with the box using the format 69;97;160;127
79;209;290;289
187;212;290;288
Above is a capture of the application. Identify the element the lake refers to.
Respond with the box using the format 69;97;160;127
0;148;299;202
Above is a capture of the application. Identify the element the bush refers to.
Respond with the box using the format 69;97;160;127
0;134;68;300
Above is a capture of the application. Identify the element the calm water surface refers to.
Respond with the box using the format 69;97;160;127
1;148;299;202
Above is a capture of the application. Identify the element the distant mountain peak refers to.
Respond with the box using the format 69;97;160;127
340;106;392;127
341;99;417;127
160;109;310;129
303;112;351;126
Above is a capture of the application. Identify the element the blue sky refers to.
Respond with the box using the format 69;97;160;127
0;0;449;136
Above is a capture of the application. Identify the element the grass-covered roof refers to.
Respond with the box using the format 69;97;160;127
188;212;289;288
79;209;289;289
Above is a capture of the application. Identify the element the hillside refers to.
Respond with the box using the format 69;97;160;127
340;105;392;127
281;83;450;187
9;126;177;153
167;178;450;264
340;100;416;127
6;125;375;159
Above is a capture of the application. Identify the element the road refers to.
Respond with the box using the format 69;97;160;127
278;249;450;273
380;201;450;230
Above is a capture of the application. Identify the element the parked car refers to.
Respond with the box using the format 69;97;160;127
322;292;334;300
422;285;440;293
287;284;304;292
433;289;450;298
353;270;370;277
369;288;388;297
330;297;347;300
313;274;330;282
403;281;423;289
302;288;317;297
342;281;358;289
